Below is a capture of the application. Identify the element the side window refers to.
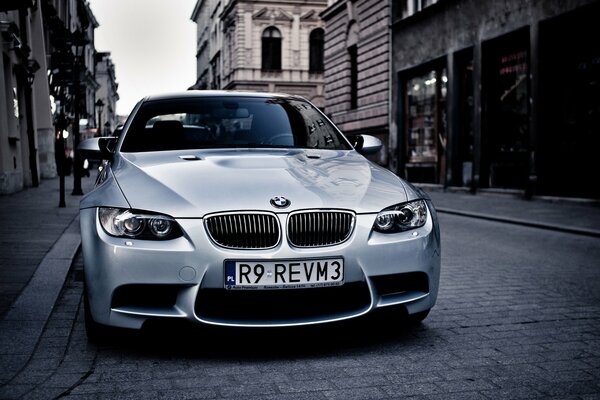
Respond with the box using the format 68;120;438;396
262;27;282;71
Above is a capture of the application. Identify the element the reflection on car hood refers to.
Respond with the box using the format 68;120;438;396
113;149;408;217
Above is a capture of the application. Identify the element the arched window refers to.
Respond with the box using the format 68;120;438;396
309;28;324;73
262;27;282;71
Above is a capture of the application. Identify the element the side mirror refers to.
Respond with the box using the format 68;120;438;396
78;137;117;160
353;134;382;155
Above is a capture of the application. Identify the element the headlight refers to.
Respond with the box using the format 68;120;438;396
98;208;182;240
373;200;428;233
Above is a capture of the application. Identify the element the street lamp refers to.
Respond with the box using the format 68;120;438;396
95;99;104;137
71;30;87;196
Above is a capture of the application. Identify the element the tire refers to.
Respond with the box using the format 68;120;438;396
407;309;430;325
83;285;109;343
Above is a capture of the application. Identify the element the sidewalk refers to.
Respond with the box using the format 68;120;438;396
0;174;95;319
0;174;96;385
420;186;600;237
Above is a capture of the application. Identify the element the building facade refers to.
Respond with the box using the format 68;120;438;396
43;0;101;191
1;0;53;193
390;0;600;199
0;0;110;195
95;52;119;137
320;0;391;166
190;0;327;109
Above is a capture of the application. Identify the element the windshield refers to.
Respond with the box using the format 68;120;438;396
120;96;352;152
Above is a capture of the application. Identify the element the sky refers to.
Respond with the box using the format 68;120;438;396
89;0;197;116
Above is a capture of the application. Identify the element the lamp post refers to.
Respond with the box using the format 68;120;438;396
55;111;67;208
95;99;104;137
49;50;69;208
24;60;40;187
71;30;86;196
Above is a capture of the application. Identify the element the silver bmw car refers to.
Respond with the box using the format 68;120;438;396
79;91;440;339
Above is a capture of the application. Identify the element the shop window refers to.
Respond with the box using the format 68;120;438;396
309;28;324;73
262;27;282;71
404;68;447;183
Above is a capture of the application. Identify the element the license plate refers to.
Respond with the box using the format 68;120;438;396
224;258;344;290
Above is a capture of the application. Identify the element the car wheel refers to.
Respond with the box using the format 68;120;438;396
83;285;108;343
407;309;430;325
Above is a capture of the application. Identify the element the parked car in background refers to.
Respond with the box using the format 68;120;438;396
78;91;441;340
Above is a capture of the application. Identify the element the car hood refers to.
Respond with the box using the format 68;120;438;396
112;149;408;217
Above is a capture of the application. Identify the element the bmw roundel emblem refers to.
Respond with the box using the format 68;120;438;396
270;196;291;209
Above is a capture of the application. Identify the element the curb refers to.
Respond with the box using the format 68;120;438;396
0;215;81;386
437;207;600;238
416;184;600;206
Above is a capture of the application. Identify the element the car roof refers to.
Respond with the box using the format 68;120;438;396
142;90;306;103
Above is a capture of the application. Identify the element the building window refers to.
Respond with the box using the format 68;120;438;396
262;27;282;71
349;45;358;109
309;28;324;73
210;54;220;89
346;21;359;109
401;0;439;19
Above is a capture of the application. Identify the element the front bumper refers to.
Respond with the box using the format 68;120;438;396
80;204;441;329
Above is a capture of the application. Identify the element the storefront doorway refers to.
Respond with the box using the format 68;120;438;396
538;3;600;199
454;48;475;187
482;29;530;190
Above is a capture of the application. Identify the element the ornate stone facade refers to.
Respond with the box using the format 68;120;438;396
190;0;327;109
94;52;119;137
